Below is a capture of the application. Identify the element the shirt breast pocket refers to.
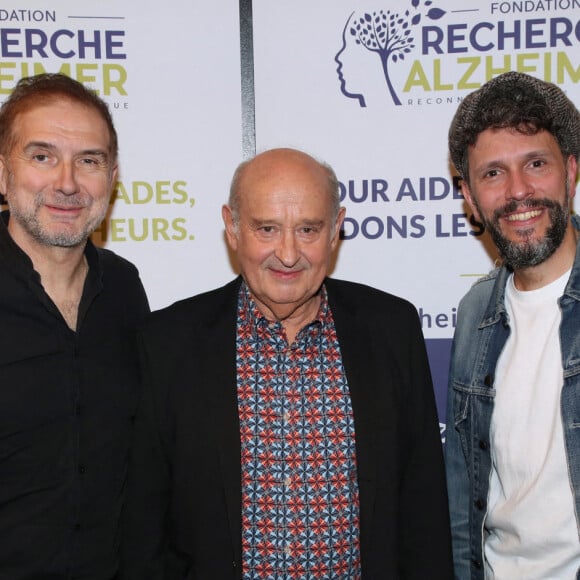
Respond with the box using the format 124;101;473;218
451;380;495;463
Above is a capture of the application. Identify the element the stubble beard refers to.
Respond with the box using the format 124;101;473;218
7;184;107;248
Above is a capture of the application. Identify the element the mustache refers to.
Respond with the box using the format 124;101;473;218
263;257;308;271
493;198;560;221
40;194;88;208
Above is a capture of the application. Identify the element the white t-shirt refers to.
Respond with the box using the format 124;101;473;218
485;269;580;579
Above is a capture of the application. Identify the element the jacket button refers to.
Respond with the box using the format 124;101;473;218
484;374;493;386
479;440;488;450
473;559;482;569
475;498;485;510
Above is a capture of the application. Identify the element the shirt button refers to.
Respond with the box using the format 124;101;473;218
285;545;291;556
283;412;290;422
79;465;86;474
74;523;81;531
284;477;291;487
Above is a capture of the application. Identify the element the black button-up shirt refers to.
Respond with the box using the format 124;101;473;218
0;212;149;579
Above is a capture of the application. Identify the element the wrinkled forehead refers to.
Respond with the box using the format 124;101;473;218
239;182;333;223
9;96;114;152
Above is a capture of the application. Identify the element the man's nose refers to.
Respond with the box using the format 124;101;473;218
275;229;300;267
505;168;534;202
54;161;80;196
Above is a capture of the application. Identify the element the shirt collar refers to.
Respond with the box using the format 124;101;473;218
0;209;37;278
0;209;102;298
238;280;330;343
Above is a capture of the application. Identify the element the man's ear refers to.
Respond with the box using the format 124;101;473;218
222;204;239;251
107;164;119;201
0;155;9;196
110;163;119;187
461;180;481;222
567;155;578;202
330;206;346;249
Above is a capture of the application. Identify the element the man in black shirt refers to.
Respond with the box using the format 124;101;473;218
0;74;149;579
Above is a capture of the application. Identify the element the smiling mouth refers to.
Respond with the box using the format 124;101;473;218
46;202;85;211
44;205;86;221
271;269;301;275
504;209;542;222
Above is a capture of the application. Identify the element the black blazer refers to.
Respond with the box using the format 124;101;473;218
121;277;452;579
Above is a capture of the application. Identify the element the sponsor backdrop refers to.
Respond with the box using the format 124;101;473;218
1;1;579;439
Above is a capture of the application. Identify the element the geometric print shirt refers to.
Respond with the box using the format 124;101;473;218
236;282;361;579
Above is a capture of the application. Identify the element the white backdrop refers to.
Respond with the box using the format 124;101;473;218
1;0;579;431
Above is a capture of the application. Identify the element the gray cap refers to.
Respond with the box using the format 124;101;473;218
448;71;580;180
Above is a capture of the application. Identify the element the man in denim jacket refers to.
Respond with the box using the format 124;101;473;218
445;71;580;579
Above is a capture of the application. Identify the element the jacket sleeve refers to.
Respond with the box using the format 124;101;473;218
445;332;473;580
397;309;454;579
119;330;174;579
327;279;454;579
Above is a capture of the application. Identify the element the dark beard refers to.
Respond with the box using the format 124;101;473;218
478;196;569;270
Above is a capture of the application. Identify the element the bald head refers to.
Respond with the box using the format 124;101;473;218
228;148;341;230
221;147;345;327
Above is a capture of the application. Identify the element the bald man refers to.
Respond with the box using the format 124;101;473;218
121;148;452;579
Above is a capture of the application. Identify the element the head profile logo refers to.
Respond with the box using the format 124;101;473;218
336;0;446;107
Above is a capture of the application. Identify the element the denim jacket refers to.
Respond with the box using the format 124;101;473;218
445;215;580;580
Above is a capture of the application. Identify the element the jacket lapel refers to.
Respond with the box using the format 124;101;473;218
326;280;378;547
201;278;243;564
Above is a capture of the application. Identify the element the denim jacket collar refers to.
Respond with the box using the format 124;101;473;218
563;214;580;302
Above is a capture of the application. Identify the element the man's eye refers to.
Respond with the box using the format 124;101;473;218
32;154;49;162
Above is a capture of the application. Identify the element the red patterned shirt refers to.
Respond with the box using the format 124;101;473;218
237;282;361;579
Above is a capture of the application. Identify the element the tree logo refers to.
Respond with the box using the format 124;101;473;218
335;1;446;107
